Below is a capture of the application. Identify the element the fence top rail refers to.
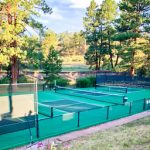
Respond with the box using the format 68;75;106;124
0;83;35;86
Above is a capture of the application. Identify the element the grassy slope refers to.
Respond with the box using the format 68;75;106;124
62;64;90;72
58;116;150;150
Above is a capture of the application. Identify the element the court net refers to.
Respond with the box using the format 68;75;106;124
95;84;128;93
55;86;128;105
38;99;102;117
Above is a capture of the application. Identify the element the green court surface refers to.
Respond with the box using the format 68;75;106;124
0;86;150;149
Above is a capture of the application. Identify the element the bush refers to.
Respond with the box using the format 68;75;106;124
0;75;34;84
18;76;34;83
76;76;96;88
18;76;28;83
138;66;150;77
0;77;10;84
87;76;96;86
56;77;69;87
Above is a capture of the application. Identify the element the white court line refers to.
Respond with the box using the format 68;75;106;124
40;97;106;107
38;99;103;114
127;89;146;94
59;98;105;108
96;84;128;89
38;101;80;115
69;90;124;99
39;101;82;109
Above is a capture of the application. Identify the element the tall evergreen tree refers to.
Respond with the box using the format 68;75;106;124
83;0;117;70
101;0;117;69
43;46;62;84
116;0;150;76
83;0;100;70
0;0;52;83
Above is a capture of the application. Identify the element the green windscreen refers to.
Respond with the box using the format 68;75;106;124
0;83;37;137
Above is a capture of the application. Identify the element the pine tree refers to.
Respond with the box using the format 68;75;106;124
83;0;100;70
0;0;52;83
116;0;150;76
43;46;62;84
83;0;117;70
101;0;117;69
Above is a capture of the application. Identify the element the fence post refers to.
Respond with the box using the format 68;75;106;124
36;114;39;138
78;112;80;127
143;98;146;111
129;102;132;115
107;106;109;120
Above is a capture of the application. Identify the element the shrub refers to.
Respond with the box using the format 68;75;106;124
18;76;33;83
56;77;69;87
138;66;150;77
76;76;96;88
87;76;96;86
0;75;34;84
18;76;28;83
0;77;10;84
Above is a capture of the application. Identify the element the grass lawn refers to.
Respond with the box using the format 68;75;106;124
62;64;90;72
57;116;150;150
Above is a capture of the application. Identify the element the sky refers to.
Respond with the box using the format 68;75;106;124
36;0;120;34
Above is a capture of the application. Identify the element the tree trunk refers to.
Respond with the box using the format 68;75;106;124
0;65;2;78
95;48;98;70
0;64;2;72
98;54;101;70
99;23;103;70
115;41;121;67
6;4;18;84
130;50;135;77
130;66;135;77
11;56;18;84
108;30;114;69
115;54;119;67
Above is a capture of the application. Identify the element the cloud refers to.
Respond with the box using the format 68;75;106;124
69;0;102;9
59;0;120;9
25;26;39;36
37;18;49;24
50;7;63;20
38;7;63;22
37;0;121;33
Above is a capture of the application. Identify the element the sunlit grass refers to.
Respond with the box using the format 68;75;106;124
56;116;150;150
62;64;89;72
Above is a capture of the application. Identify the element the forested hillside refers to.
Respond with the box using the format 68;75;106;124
0;0;149;84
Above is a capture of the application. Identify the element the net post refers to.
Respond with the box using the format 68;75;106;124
123;96;128;103
77;112;80;127
95;84;97;89
51;107;53;118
